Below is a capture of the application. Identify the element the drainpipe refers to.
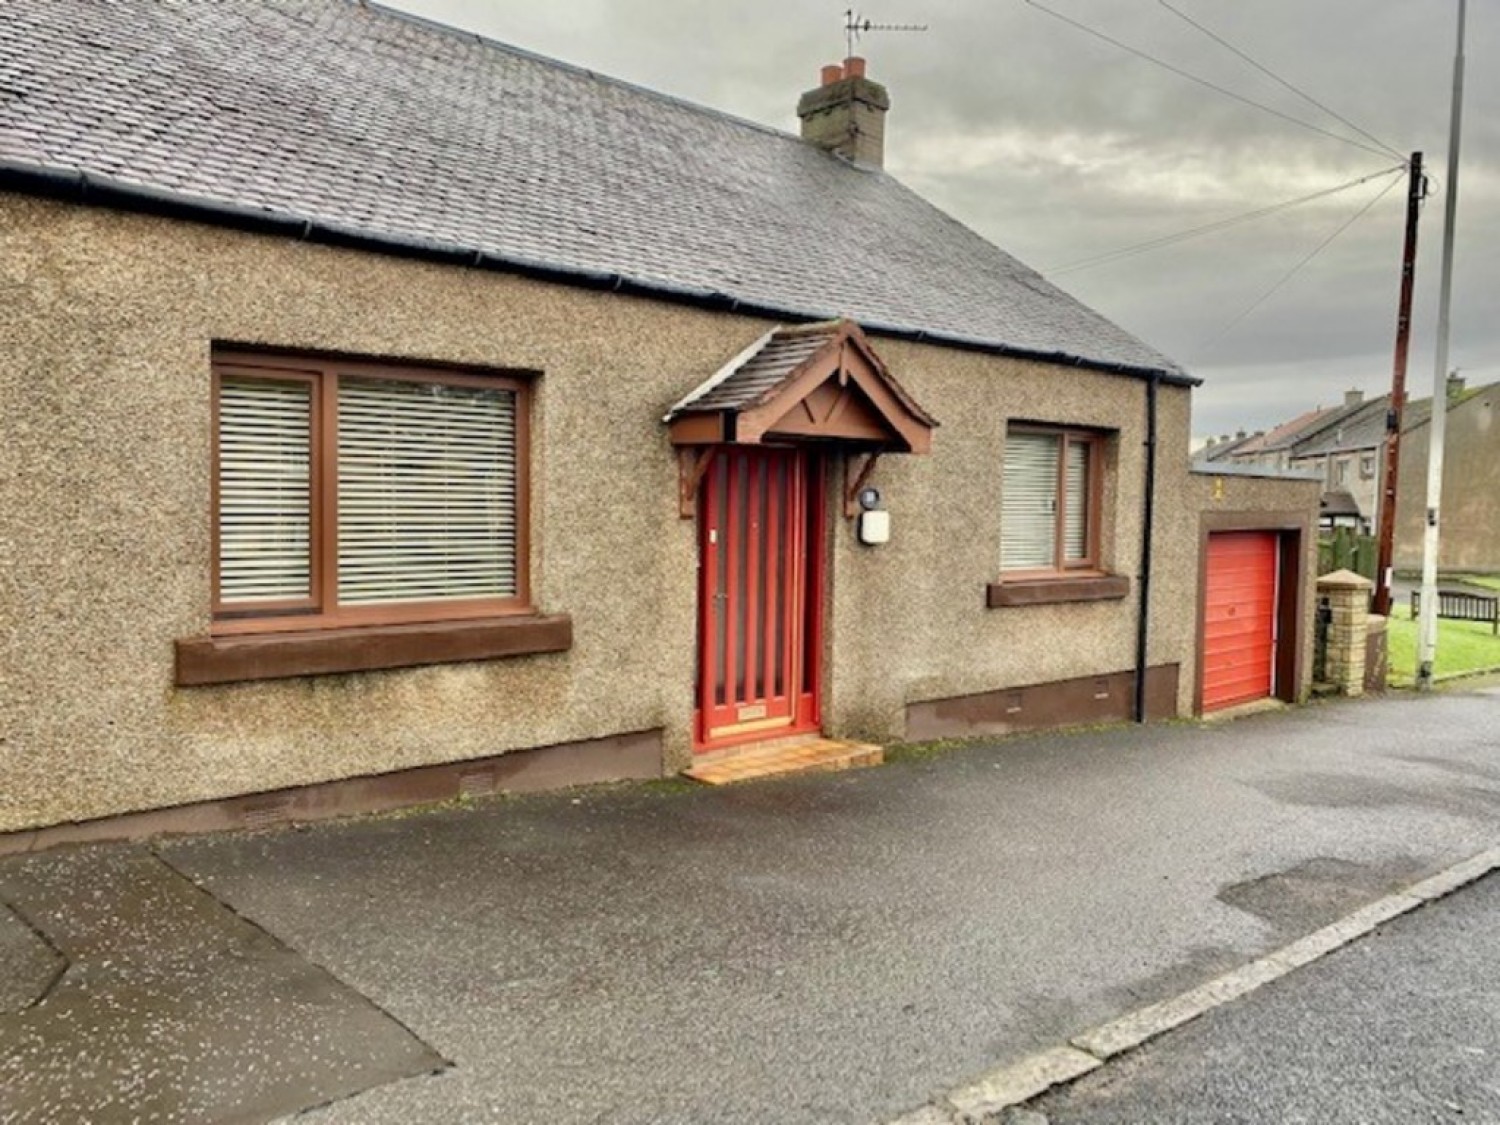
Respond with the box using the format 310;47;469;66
1134;373;1161;723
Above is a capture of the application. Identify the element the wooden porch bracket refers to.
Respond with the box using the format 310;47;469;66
844;452;881;518
678;447;717;518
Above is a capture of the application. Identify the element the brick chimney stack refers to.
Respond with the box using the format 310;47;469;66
796;57;890;168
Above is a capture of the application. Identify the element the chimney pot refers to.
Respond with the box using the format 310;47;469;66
1344;388;1364;408
844;55;867;79
820;63;844;86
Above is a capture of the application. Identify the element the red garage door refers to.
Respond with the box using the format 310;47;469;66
1203;531;1279;712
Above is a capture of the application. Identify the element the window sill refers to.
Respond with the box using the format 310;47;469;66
986;574;1130;608
176;613;572;686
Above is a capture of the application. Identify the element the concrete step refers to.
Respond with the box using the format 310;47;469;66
683;738;883;785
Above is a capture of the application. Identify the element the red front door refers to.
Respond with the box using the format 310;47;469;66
696;447;823;750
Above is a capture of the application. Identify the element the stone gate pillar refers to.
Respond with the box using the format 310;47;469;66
1317;569;1373;697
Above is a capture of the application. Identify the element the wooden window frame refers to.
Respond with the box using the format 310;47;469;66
998;423;1107;581
210;350;534;637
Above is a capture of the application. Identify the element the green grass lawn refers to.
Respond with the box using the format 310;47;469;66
1385;604;1500;685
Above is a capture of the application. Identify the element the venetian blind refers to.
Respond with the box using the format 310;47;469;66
217;377;313;603
336;377;517;605
1063;439;1089;563
1000;432;1059;571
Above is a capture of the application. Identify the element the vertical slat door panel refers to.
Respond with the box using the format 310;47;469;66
699;451;722;720
743;453;762;706
763;458;782;706
1202;531;1280;711
798;453;822;702
726;451;743;709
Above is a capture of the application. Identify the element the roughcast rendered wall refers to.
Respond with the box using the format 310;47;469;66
1;195;720;832
2;193;1317;833
1394;390;1500;574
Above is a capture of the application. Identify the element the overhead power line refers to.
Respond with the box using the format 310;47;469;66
1157;0;1405;161
1020;0;1400;161
1194;168;1407;354
1046;163;1406;276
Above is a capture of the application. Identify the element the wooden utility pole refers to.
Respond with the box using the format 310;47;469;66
1372;151;1424;617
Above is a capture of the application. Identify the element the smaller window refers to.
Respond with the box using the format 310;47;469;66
1359;452;1376;479
1334;458;1349;486
1000;426;1102;574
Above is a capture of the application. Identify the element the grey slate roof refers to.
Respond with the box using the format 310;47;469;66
1292;395;1436;458
1233;404;1356;457
1292;399;1392;457
0;0;1190;384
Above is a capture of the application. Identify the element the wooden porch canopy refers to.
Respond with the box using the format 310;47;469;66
664;319;937;454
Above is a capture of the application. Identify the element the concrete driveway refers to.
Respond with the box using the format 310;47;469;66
4;686;1500;1123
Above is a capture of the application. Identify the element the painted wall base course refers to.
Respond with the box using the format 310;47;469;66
0;729;664;857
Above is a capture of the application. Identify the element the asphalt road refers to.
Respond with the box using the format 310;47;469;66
153;687;1500;1124
5;688;1499;1124
1033;872;1500;1124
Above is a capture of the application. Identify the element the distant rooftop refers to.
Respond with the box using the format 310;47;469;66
1233;404;1357;456
1290;382;1492;459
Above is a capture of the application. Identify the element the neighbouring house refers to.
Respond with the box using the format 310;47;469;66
1393;380;1500;573
1286;390;1431;535
0;0;1320;845
1259;376;1496;564
1218;399;1366;475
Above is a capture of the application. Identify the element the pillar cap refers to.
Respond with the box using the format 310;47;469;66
1317;568;1374;590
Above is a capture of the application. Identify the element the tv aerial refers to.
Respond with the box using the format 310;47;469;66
844;9;928;59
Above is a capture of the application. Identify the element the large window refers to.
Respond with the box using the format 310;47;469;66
1000;426;1101;574
212;352;529;633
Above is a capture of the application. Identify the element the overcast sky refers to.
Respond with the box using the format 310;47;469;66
387;0;1495;440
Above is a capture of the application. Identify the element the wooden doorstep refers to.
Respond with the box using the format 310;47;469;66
684;737;884;785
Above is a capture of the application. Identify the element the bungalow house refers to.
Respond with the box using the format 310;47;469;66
0;0;1319;846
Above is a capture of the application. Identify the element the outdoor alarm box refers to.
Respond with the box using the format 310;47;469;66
858;509;890;546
